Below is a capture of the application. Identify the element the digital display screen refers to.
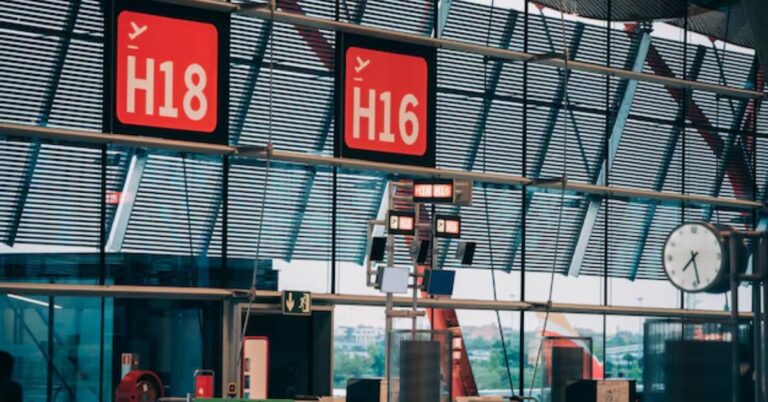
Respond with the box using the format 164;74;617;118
435;214;461;238
433;184;452;198
387;210;416;235
413;179;454;203
414;183;434;198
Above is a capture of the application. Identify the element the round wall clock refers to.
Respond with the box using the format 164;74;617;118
662;222;742;293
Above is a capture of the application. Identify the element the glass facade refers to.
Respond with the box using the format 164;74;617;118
0;0;765;400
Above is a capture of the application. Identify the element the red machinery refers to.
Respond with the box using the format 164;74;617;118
116;370;164;402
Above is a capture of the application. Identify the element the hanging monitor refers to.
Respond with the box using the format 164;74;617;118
388;210;416;235
434;215;461;239
377;266;410;294
423;269;456;296
413;179;454;203
335;33;437;167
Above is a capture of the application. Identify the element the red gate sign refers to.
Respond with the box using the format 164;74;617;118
344;47;427;156
336;33;436;167
116;11;218;132
105;1;229;144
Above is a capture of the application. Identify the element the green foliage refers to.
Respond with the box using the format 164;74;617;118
333;329;644;392
333;342;386;389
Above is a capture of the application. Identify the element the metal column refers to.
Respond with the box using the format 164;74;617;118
568;29;652;277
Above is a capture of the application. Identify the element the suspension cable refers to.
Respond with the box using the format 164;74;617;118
714;2;732;224
480;0;517;397
528;0;572;396
236;0;276;373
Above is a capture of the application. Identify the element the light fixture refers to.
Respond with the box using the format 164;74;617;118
7;294;63;310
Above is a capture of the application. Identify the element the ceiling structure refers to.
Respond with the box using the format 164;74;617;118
0;0;765;281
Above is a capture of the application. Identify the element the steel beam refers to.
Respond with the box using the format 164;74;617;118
645;43;754;203
0;282;756;320
437;0;453;38
105;153;148;252
5;0;82;246
372;0;452;266
0;123;235;155
237;6;764;100
2;123;765;212
198;19;273;256
284;0;367;260
462;10;519;172
702;59;762;222
432;10;519;270
504;23;586;271
153;0;237;12
567;30;652;277
628;47;708;280
230;21;273;147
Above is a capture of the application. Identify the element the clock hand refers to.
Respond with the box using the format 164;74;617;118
691;251;701;284
682;255;695;272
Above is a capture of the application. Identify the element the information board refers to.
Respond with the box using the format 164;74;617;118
104;0;229;144
335;33;436;167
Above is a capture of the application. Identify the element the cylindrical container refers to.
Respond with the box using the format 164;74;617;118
388;329;452;402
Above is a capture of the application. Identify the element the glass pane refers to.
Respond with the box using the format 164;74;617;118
0;293;51;402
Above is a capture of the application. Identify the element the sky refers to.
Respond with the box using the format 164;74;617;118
465;0;754;55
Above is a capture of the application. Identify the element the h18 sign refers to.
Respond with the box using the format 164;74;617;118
336;33;436;167
105;1;229;144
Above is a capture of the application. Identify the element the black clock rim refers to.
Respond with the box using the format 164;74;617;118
662;221;727;293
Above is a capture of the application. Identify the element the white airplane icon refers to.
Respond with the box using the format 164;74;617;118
128;21;148;40
354;56;370;73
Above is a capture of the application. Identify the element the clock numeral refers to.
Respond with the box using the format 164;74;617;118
716;253;721;260
666;254;673;262
691;226;698;234
670;242;676;248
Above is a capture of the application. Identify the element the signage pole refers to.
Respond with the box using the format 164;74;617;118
412;202;420;334
752;235;764;402
760;235;768;402
385;181;395;402
730;234;741;402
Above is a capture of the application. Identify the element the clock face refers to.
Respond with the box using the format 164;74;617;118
663;223;725;292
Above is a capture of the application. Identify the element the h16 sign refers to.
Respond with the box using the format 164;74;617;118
104;0;229;145
336;33;436;167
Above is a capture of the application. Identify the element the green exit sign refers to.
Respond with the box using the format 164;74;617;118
281;290;311;316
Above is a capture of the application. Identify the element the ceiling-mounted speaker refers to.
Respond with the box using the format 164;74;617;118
368;236;387;262
455;241;476;266
412;239;431;264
